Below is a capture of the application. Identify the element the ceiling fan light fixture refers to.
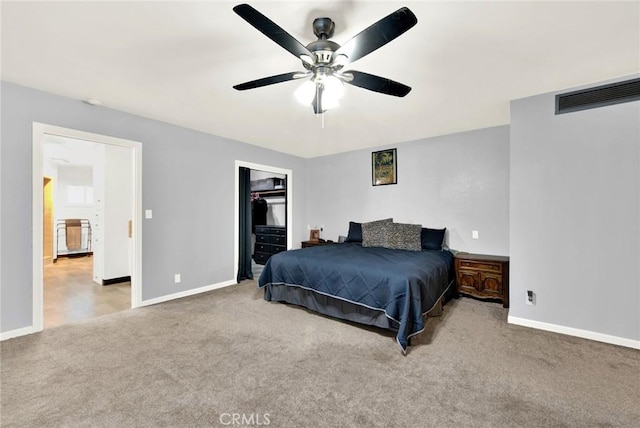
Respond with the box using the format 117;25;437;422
323;75;345;101
320;91;340;110
296;74;344;111
295;80;316;105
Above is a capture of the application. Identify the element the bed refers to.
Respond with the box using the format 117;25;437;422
257;235;455;353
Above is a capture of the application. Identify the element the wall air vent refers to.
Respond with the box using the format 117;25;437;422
555;77;640;115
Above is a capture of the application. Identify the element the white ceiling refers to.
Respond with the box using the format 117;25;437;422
2;1;639;158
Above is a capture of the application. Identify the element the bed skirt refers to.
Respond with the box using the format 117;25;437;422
263;282;450;339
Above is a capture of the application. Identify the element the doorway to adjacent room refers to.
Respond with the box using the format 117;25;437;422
32;123;142;332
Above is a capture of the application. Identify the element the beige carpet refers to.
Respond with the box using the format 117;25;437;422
1;280;639;427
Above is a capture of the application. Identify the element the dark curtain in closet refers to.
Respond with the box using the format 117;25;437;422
237;167;253;282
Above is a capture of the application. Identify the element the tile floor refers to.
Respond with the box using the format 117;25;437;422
44;256;130;328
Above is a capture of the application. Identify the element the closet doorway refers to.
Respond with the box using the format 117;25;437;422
234;161;293;283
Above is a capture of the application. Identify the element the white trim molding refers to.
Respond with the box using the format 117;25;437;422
508;316;640;350
0;326;39;342
140;279;237;307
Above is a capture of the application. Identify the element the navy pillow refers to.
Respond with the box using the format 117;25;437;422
421;227;446;250
345;221;362;243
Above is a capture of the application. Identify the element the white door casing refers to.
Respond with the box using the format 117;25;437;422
32;123;142;332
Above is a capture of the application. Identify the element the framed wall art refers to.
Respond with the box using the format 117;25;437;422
309;228;321;241
372;148;397;186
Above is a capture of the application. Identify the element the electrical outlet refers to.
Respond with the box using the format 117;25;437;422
472;230;479;240
526;290;535;305
174;274;181;284
145;209;153;219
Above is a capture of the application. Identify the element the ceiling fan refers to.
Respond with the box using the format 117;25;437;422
232;4;418;114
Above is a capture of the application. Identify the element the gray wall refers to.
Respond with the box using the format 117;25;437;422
0;81;308;333
5;76;637;345
305;126;510;256
510;77;640;342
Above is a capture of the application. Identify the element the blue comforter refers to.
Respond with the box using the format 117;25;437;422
258;243;454;352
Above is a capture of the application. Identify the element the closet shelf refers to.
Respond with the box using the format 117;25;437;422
252;189;285;198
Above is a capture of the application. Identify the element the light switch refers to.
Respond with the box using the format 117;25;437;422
145;209;152;219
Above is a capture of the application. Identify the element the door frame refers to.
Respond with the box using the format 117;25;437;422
233;160;293;280
32;123;143;332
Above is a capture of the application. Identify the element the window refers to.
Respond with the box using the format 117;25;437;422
67;185;93;204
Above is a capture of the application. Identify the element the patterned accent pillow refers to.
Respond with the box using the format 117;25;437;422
361;218;393;248
387;223;423;251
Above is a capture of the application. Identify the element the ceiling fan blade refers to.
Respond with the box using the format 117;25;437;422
335;7;417;64
233;72;307;91
233;4;313;61
343;70;411;97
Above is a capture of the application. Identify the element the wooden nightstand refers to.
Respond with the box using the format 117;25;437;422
455;253;509;308
301;240;334;248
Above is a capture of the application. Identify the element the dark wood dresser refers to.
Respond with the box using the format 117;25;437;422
254;225;286;265
455;253;510;308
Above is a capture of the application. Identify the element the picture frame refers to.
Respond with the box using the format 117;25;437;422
309;229;321;241
372;148;397;186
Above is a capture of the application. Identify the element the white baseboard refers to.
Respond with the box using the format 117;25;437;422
140;279;237;307
0;325;38;341
508;316;640;350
